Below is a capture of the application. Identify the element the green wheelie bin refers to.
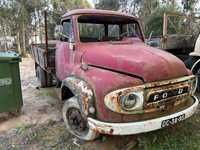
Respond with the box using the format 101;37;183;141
0;51;23;113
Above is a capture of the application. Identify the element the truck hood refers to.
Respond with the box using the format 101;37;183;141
81;41;188;82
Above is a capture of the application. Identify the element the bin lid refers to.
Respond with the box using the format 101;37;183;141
0;51;21;62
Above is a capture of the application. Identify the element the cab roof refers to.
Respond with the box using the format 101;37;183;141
62;9;137;19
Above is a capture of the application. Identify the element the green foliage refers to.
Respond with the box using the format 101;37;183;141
144;5;182;36
16;124;34;135
0;0;48;55
95;0;120;10
0;0;91;53
95;0;199;37
49;0;92;39
182;0;197;12
51;0;91;13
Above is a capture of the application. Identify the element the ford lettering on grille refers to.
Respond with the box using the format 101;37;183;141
148;86;189;103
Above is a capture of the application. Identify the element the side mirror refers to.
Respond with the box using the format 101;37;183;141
148;31;153;41
54;25;63;40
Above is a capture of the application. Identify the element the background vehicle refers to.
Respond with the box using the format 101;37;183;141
147;12;199;60
147;12;200;91
31;9;198;141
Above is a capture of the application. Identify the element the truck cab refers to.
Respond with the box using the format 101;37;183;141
32;9;199;141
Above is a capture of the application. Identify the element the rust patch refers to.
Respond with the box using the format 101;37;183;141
62;77;94;116
91;122;114;135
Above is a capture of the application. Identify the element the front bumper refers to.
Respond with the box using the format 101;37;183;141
88;96;199;135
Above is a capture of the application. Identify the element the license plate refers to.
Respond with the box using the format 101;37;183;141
161;114;185;128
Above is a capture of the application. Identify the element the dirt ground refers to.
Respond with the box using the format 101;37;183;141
0;57;200;150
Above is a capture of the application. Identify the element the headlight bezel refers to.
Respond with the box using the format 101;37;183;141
119;91;144;111
104;87;144;114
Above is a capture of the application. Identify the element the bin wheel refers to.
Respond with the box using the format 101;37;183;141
62;97;99;141
36;66;47;88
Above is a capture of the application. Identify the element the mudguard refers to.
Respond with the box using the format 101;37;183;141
191;59;200;74
61;76;96;117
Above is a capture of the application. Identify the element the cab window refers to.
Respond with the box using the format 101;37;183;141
62;19;74;42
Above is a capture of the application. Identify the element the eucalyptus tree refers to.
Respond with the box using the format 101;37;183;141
0;0;47;55
95;0;120;10
182;0;199;12
51;0;91;13
48;0;91;39
0;0;15;50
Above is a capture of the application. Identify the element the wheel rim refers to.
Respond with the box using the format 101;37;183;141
67;108;88;135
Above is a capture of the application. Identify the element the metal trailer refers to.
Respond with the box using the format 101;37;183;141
30;11;56;87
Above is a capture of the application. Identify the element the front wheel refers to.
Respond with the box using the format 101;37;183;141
62;97;99;141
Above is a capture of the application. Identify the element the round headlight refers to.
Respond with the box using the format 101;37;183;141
120;93;138;111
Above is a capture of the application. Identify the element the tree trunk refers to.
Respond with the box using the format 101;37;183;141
16;31;21;54
3;24;8;51
21;21;26;56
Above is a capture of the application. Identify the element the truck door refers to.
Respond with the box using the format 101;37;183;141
56;19;75;80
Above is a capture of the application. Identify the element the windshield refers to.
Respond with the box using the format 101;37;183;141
78;15;143;42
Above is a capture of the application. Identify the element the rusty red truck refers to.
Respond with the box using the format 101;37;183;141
31;9;199;140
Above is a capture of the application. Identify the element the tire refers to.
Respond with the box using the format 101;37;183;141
190;58;200;93
195;68;200;93
46;73;53;87
62;97;99;141
184;56;199;69
36;66;47;88
35;63;38;78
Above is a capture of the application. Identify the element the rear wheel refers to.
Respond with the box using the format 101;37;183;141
36;66;47;88
62;97;98;141
46;72;53;87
